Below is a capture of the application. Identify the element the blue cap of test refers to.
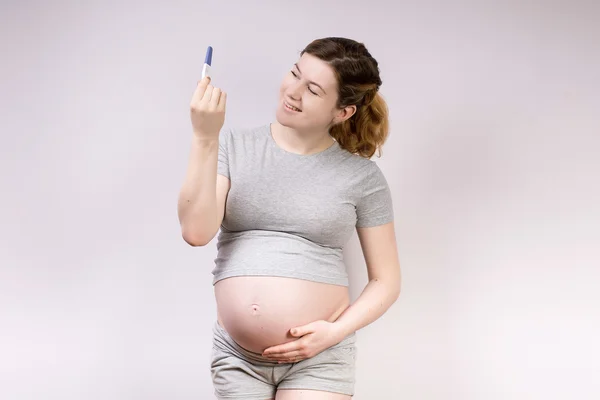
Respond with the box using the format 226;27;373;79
204;46;213;66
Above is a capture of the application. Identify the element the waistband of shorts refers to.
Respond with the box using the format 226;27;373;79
212;321;356;364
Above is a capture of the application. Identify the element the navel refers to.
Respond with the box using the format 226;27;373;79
250;303;261;315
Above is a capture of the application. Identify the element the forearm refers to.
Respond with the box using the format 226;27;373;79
177;136;219;244
334;276;401;338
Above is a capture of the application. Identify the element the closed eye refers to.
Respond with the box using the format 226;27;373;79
290;70;319;96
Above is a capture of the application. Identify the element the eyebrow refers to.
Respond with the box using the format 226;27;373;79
294;63;327;94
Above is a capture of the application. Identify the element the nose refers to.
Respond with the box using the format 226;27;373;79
286;80;303;100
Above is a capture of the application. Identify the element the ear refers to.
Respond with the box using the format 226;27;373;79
333;104;357;124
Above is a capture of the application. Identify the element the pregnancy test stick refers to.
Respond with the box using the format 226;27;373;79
202;46;213;79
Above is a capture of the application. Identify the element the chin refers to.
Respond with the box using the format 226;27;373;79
275;106;298;129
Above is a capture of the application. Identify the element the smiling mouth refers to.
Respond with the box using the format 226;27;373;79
284;101;302;112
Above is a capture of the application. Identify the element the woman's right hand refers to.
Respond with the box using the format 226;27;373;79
190;76;227;140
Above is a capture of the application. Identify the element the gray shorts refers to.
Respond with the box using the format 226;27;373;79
210;321;357;400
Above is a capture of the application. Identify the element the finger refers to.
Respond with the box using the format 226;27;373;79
191;76;211;104
263;343;300;357
278;354;305;364
200;84;214;104
268;350;302;360
217;91;227;111
209;87;222;108
290;323;316;337
264;345;307;360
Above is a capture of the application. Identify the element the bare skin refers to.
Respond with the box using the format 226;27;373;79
215;276;350;353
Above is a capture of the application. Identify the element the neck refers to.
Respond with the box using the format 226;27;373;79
271;122;335;156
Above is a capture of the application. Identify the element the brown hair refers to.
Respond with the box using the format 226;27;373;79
301;37;389;158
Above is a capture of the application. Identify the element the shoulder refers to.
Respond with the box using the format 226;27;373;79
343;153;390;194
338;149;384;177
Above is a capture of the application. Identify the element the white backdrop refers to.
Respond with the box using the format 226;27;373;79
1;1;599;399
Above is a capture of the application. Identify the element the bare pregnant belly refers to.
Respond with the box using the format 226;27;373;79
214;276;350;353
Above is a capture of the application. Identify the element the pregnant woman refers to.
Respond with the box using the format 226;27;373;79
177;37;402;400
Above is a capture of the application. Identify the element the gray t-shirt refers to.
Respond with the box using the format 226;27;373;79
212;123;394;286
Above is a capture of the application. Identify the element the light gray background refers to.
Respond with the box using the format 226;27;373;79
1;1;598;399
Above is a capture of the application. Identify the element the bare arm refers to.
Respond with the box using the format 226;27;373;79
177;137;230;246
333;221;401;336
177;76;229;246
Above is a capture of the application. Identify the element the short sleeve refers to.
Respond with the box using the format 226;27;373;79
355;162;394;228
217;127;230;178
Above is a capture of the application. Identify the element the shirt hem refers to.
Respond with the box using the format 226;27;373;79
212;269;349;287
356;216;394;228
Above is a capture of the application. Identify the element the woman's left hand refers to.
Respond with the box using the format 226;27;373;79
262;320;345;363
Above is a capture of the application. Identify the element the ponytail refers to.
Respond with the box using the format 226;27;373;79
330;91;390;159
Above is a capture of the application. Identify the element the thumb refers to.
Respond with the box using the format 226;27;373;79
290;322;316;337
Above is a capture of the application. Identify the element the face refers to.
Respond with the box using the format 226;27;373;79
275;53;356;133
